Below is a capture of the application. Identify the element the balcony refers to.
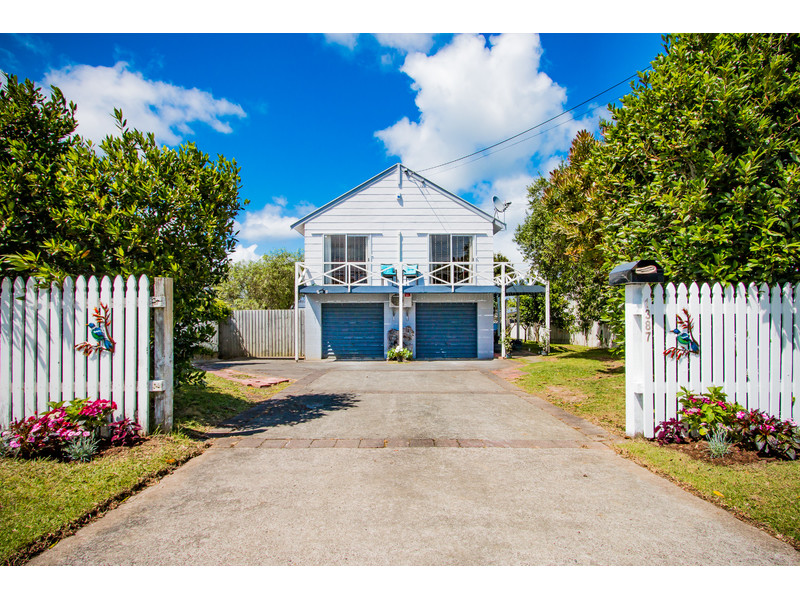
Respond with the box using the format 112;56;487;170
296;261;540;292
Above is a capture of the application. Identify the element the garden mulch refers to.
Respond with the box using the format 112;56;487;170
666;440;780;467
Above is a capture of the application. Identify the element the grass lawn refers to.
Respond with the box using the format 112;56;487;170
511;342;800;549
0;370;292;565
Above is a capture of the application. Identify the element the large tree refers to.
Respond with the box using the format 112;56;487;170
595;33;800;285
217;249;304;310
515;130;608;330
1;74;246;385
516;34;800;345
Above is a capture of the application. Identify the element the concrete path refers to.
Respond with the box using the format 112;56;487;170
29;360;800;565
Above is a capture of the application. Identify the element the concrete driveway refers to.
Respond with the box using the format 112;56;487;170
29;359;799;565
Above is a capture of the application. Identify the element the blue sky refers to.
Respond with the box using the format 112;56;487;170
1;30;667;262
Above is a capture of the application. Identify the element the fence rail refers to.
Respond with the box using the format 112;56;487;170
625;281;799;437
217;310;304;359
1;275;171;433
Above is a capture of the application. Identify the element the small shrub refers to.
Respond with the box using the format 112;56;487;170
676;386;744;437
706;429;733;458
654;418;690;445
106;418;143;447
49;397;116;430
387;346;412;362
732;410;800;460
1;411;84;459
64;433;100;462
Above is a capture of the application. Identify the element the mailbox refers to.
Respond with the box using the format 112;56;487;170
608;260;664;285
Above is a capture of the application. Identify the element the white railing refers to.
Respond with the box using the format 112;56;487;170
0;275;174;433
295;261;545;290
624;281;800;437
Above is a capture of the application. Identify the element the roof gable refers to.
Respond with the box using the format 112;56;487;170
291;164;501;235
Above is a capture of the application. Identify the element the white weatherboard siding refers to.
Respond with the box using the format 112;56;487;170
301;165;495;283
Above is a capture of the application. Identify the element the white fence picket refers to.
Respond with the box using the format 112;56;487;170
49;282;62;407
24;278;37;417
780;283;793;421
699;283;712;391
711;283;724;388
137;276;150;432
86;276;100;402
61;277;75;403
99;276;113;406
124;275;137;422
734;283;747;407
36;284;49;414
664;284;678;420
0;278;11;428
74;276;87;399
113;276;126;421
747;283;759;412
11;278;25;421
0;274;165;434
758;283;771;413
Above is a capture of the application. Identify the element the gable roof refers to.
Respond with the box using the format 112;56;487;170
291;163;502;235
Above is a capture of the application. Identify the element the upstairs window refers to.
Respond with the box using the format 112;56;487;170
324;235;368;284
429;234;473;284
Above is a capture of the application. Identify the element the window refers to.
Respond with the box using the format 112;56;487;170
324;235;368;284
429;234;473;284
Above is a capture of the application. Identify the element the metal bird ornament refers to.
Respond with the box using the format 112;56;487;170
664;308;699;360
75;303;116;356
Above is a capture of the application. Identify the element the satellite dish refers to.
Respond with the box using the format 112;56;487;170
493;196;511;212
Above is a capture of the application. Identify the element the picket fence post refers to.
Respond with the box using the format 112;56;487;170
152;277;174;433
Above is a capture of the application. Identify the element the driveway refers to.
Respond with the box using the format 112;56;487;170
29;360;800;565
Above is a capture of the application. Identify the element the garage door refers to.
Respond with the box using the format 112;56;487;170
415;302;477;359
321;303;384;359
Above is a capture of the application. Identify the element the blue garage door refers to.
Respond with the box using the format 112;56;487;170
321;303;384;359
415;302;477;359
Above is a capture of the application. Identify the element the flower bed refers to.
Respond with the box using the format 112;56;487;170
1;398;143;462
654;386;800;461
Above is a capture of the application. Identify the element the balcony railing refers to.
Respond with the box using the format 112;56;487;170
295;261;543;290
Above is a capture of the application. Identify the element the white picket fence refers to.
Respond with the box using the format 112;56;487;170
625;281;800;437
0;275;171;433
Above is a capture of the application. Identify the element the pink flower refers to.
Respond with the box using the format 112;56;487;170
9;439;20;449
736;411;746;419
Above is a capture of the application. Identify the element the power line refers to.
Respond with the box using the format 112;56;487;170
418;70;644;173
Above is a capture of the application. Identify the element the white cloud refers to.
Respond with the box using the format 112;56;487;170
372;33;435;54
229;243;261;263
324;33;359;50
375;33;601;193
42;62;246;145
324;33;436;56
235;203;304;242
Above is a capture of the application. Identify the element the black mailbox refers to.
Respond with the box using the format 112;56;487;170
609;260;664;285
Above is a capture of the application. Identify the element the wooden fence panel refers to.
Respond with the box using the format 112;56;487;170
218;310;305;359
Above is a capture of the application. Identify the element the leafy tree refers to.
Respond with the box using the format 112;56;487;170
594;33;800;287
516;34;800;347
514;131;608;331
217;249;304;310
0;74;246;385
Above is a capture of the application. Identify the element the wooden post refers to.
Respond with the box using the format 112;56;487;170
153;277;174;432
545;280;551;354
500;263;506;358
398;263;404;351
625;282;646;437
294;263;300;362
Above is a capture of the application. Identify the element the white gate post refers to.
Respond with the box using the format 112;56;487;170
544;280;551;354
294;262;300;362
500;263;507;358
625;283;647;436
152;277;174;432
398;263;404;351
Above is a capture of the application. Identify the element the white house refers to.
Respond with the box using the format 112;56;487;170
291;163;545;360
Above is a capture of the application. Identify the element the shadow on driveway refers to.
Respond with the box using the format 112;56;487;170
210;393;359;437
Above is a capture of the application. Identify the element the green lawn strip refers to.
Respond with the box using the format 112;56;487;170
0;434;204;565
509;342;799;548
174;372;293;434
512;344;626;436
1;371;294;565
617;439;800;549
